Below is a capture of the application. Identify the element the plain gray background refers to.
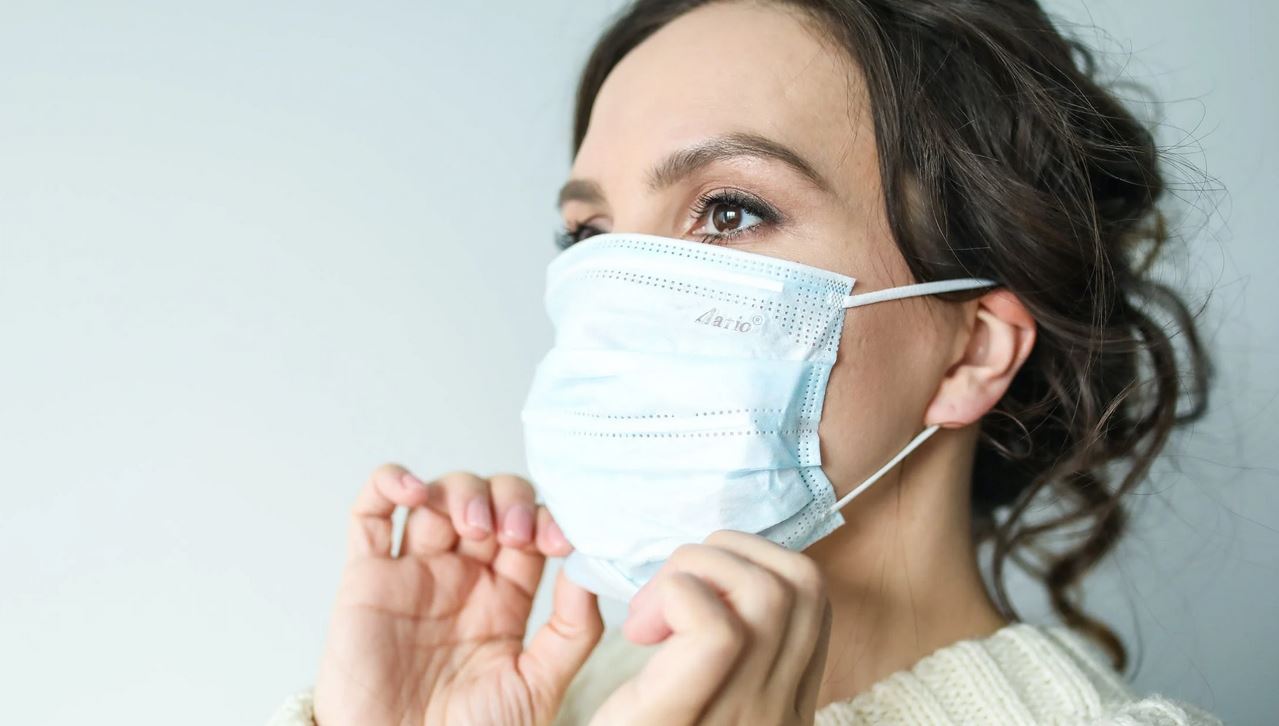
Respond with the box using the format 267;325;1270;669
1;1;1274;724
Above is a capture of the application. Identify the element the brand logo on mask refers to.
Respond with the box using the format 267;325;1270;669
694;308;765;333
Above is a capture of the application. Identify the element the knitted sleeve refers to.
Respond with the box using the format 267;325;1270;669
265;689;315;726
811;623;1225;726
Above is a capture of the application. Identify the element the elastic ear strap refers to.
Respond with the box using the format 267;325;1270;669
829;424;942;514
842;278;999;309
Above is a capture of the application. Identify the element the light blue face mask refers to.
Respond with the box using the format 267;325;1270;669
520;232;998;602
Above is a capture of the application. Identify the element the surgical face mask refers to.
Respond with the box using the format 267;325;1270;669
520;232;997;602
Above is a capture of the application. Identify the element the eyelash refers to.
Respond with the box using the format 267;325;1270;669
687;188;780;244
554;188;782;250
554;223;597;251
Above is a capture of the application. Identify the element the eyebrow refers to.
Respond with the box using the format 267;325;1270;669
556;131;833;210
557;178;606;209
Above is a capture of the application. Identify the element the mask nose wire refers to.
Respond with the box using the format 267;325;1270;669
841;278;999;309
828;423;943;515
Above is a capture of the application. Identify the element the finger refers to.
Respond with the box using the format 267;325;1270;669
701;531;828;694
490;473;537;549
347;463;432;559
592;572;743;726
625;540;796;724
535;505;573;558
400;501;456;558
519;569;605;713
623;543;792;656
422;471;500;563
489;474;547;596
793;598;832;721
430;470;495;541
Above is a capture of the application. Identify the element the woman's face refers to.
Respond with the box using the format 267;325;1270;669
559;3;970;497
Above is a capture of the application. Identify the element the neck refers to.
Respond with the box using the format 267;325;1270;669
805;424;1010;709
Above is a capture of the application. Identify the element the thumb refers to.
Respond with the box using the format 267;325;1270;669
518;569;605;710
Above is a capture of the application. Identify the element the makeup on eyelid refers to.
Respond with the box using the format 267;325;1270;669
556;185;787;250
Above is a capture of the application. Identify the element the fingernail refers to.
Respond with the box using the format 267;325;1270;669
465;498;492;533
400;471;426;488
502;504;534;543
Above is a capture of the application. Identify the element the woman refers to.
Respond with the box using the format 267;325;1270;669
271;1;1223;724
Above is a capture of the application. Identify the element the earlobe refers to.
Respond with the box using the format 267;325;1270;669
923;290;1036;428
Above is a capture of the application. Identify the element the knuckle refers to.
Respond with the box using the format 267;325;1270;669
706;615;747;656
704;529;735;546
752;569;793;612
669;542;703;565
435;468;474;482
488;472;535;498
489;471;532;486
789;555;826;599
368;462;406;484
436;470;487;493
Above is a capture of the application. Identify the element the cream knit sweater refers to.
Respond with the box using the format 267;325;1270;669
268;622;1223;725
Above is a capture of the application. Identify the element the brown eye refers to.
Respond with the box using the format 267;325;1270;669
689;189;775;242
571;225;604;243
711;204;744;232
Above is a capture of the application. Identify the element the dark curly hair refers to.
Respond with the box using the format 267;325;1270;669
570;0;1214;673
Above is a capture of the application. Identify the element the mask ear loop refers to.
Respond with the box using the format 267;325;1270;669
827;276;998;515
841;278;999;309
828;424;942;514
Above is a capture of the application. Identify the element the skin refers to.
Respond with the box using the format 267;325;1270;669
314;2;1037;724
314;469;601;725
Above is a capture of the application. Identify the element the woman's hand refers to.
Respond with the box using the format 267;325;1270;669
313;465;604;726
590;530;832;726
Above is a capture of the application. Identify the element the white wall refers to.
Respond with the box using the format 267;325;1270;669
0;1;1273;723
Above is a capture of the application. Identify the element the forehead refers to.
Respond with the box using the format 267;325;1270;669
574;2;872;192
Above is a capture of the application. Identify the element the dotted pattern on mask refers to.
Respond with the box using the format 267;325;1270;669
761;466;841;550
786;467;821;548
554;260;844;451
770;327;842;549
580;269;844;351
587;237;851;293
798;365;823;465
538;428;818;438
559;407;783;420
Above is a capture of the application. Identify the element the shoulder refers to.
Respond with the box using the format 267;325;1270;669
814;622;1223;726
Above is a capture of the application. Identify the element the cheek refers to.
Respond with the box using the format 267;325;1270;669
816;305;945;489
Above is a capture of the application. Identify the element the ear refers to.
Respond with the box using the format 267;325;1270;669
923;289;1036;428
